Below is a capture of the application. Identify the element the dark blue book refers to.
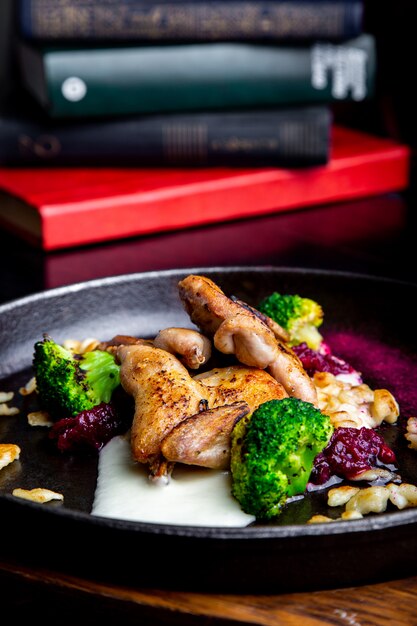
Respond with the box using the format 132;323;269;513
19;0;364;43
0;106;332;167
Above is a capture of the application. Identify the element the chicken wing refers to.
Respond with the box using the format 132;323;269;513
178;274;318;405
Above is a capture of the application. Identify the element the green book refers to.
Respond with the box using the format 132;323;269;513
19;35;376;119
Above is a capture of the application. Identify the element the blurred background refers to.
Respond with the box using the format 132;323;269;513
2;1;415;154
0;0;415;297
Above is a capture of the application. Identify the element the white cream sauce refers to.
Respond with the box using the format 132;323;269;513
92;434;255;527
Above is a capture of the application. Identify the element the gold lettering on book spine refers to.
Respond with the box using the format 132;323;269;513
163;124;208;164
209;120;324;157
31;1;347;40
210;138;279;153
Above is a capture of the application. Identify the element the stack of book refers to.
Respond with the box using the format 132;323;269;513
0;0;410;250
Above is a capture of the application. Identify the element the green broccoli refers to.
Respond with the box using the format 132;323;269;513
230;397;333;519
33;335;120;418
258;292;323;350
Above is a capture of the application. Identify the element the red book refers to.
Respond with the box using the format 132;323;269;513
0;126;410;251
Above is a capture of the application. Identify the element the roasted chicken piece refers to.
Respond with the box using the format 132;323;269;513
178;274;318;406
178;275;289;342
117;343;205;476
153;327;211;369
99;328;211;370
117;343;286;477
194;364;287;409
161;401;250;470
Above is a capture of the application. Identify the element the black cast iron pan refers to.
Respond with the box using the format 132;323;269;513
0;267;416;593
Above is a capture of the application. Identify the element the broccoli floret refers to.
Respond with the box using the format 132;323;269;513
258;292;323;350
33;335;120;418
230;397;333;519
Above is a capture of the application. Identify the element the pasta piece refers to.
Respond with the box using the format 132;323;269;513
12;488;64;503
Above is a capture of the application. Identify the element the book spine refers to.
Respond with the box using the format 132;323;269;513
21;35;375;118
19;0;364;43
0;107;331;167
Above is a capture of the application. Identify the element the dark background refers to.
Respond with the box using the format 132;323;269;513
0;0;416;300
1;0;416;155
2;0;416;245
1;0;416;293
0;0;14;112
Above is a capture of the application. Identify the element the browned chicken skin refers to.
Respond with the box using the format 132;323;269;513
153;327;211;369
99;328;210;370
117;343;286;477
161;401;250;470
194;365;287;409
117;343;205;475
178;275;318;406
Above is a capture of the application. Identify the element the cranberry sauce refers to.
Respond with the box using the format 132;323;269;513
293;342;356;378
310;426;397;485
49;402;128;453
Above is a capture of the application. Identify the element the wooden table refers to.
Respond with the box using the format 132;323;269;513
1;192;416;624
1;555;416;625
